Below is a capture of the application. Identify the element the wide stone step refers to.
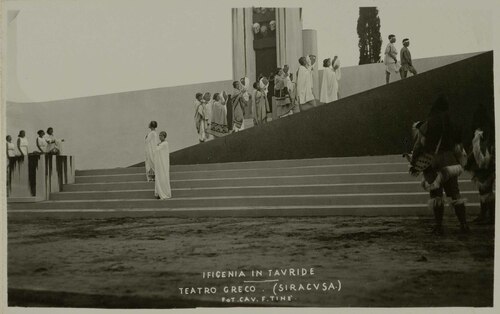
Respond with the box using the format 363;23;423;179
8;203;480;219
9;191;480;210
51;181;477;200
69;172;472;189
76;155;407;176
74;163;414;183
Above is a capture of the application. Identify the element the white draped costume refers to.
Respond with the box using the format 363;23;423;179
296;65;314;105
154;140;172;199
17;137;28;156
145;130;159;181
320;58;341;104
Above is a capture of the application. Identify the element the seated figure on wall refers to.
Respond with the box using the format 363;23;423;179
35;130;48;154
6;135;16;158
44;127;64;155
17;130;28;157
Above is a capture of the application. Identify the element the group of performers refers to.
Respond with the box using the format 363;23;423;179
6;127;63;158
144;121;172;200
193;77;272;142
407;95;495;234
194;54;342;142
191;56;496;235
384;35;418;84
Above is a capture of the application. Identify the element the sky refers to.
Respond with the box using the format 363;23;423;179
4;0;496;102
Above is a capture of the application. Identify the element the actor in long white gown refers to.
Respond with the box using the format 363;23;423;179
154;131;172;199
320;57;341;104
296;56;315;111
145;121;159;181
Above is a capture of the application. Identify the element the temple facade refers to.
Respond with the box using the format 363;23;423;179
231;8;319;96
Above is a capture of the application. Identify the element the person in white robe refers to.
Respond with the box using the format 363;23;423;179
296;56;316;111
6;135;16;181
282;65;299;115
283;65;295;93
240;77;254;129
231;81;245;132
17;130;29;157
194;92;207;142
36;130;48;154
145;121;159;181
320;56;341;104
274;69;294;118
306;54;316;78
6;135;16;158
207;92;229;137
258;77;270;121
154;131;172;199
252;81;269;125
202;92;215;141
332;56;342;99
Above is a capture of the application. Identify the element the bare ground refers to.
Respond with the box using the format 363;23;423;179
7;215;494;308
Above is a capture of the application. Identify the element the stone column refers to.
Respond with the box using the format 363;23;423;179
7;10;31;102
302;29;319;99
232;8;246;81
232;8;256;82
276;8;303;78
243;8;256;83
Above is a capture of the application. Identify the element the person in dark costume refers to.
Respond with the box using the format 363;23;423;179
465;104;495;224
409;95;469;235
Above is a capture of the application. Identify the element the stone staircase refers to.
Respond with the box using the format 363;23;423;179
8;155;480;218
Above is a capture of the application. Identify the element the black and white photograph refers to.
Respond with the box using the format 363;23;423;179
1;0;498;312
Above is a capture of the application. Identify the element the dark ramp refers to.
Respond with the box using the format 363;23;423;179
167;51;493;165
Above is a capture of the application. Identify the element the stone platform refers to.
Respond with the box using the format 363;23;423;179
8;154;480;219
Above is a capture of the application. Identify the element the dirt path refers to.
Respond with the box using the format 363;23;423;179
8;215;494;308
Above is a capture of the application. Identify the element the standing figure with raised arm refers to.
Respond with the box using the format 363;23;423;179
296;56;316;111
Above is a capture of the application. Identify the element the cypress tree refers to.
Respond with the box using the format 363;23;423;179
357;7;382;64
